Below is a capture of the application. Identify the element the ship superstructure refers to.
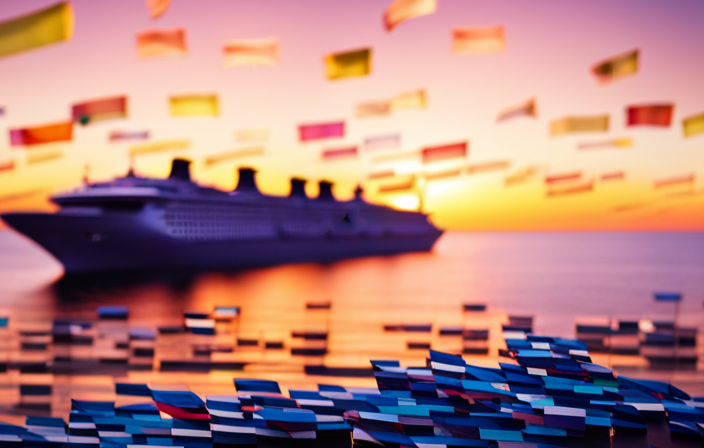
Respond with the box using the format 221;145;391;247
1;159;443;274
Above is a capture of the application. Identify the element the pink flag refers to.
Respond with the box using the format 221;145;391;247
109;130;149;142
422;142;468;163
299;121;344;142
627;104;673;127
600;171;625;181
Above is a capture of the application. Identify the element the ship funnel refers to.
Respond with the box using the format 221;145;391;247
169;158;192;181
317;180;335;201
235;167;260;194
354;184;364;201
290;178;308;199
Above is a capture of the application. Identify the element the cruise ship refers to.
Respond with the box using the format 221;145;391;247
1;159;443;274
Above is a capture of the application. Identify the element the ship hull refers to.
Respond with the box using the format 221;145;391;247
1;212;443;274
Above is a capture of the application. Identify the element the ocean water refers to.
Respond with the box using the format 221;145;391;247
0;230;703;418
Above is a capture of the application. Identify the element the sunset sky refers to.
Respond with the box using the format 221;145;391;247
1;0;703;230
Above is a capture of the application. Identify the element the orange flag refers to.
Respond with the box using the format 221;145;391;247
384;0;437;31
422;142;468;163
453;26;506;54
10;121;73;147
146;0;171;18
137;28;187;58
224;37;279;67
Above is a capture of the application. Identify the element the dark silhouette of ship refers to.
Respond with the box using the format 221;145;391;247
1;159;443;274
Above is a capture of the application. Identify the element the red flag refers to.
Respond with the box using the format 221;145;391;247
10;121;73;147
321;146;357;160
299;121;344;142
545;172;581;184
72;96;127;125
627;104;673;127
422;142;468;163
0;160;14;172
547;181;593;197
654;174;694;189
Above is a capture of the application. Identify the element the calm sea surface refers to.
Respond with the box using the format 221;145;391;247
0;230;703;419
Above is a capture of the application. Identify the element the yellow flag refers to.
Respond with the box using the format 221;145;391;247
26;149;63;165
592;49;638;83
550;115;609;135
324;48;371;80
683;112;704;137
169;95;219;116
0;2;73;59
130;139;189;156
204;147;264;167
390;89;426;110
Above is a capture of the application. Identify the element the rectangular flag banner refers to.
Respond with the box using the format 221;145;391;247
72;96;128;125
547;181;594;197
577;138;632;150
204;147;264;166
390;89;427;111
169;95;219;116
682;112;704;137
109;130;149;142
600;171;625;181
453;26;506;54
550;115;609;135
26;149;63;165
384;0;437;31
545;172;582;185
466;160;511;175
425;169;462;181
299;121;344;142
137;28;187;58
592;49;638;84
0;2;73;59
236;128;270;142
367;170;395;180
422;142;468;163
224;37;279;66
146;0;171;19
130;139;189;156
379;179;415;193
365;134;401;152
626;104;673;127
505;166;539;186
357;101;391;118
654;292;682;302
0;160;15;173
653;174;694;189
321;146;358;160
324;48;371;80
10;121;73;147
497;98;536;122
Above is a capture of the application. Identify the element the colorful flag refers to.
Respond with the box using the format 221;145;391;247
547;180;594;197
425;169;462;181
654;292;681;302
390;89;427;111
324;48;371;80
384;0;437;31
371;151;419;164
364;134;401;152
0;160;15;173
224;37;279;67
146;0;171;19
422;142;468;163
505;166;539;186
10;121;73;147
592;49;638;84
236;128;270;142
27;149;63;165
357;101;391;118
137;28;187;58
169;95;219;116
130;139;189;156
299;121;344;142
321;146;357;160
0;2;73;59
204;147;264;167
453;26;506;54
682;112;704;137
653;174;694;189
497;98;536;122
545;172;582;185
550;115;609;135
626;104;673;127
367;170;395;180
466;160;511;175
577;138;632;150
109;130;149;142
72;96;127;125
600;171;625;181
